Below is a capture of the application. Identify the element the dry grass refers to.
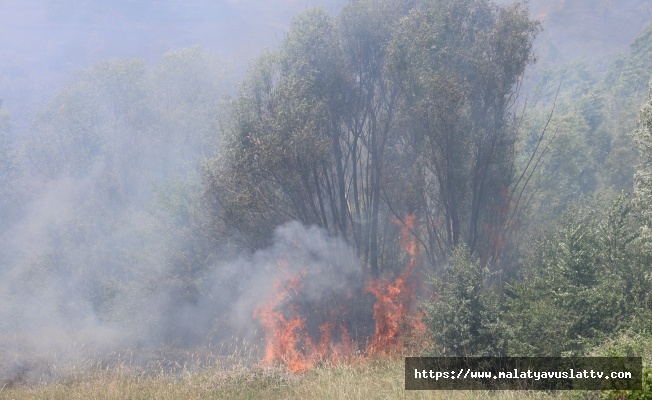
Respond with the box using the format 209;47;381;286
0;356;575;400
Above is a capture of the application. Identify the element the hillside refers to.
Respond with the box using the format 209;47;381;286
1;0;650;132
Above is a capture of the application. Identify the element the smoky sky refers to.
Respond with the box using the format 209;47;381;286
2;0;650;131
0;0;346;130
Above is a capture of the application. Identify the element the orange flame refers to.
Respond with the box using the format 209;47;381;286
253;266;313;372
253;262;358;373
366;214;422;354
254;215;427;373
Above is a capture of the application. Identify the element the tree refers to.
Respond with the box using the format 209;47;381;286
5;48;231;347
387;0;539;264
633;87;652;231
506;196;649;356
631;88;652;311
202;21;342;251
203;4;410;276
203;0;540;276
153;46;230;164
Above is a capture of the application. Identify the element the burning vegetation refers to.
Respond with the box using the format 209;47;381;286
253;215;427;373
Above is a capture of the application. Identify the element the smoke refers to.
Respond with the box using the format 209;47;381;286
0;163;129;384
0;0;346;132
156;221;366;347
0;158;365;384
229;222;363;332
0;47;228;384
0;6;377;383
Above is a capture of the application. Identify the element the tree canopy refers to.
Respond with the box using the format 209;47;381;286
203;0;539;275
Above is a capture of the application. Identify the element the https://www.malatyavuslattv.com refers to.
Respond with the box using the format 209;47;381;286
405;357;642;390
413;367;632;381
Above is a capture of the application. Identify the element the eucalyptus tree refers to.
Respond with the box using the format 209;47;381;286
204;0;540;274
204;4;405;275
203;10;345;251
335;0;410;275
387;0;539;264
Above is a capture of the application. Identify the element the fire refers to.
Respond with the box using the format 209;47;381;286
366;214;423;354
254;215;425;373
253;266;312;372
253;262;358;373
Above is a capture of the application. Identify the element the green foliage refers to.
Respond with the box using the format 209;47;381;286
23;48;229;187
505;65;652;360
387;0;539;261
203;2;406;267
588;330;652;400
517;61;618;226
596;24;652;191
521;109;598;220
519;23;652;215
605;24;652;103
633;87;652;229
154;46;230;164
506;195;652;356
204;0;540;274
424;245;505;356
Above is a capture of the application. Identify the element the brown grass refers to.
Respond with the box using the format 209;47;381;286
1;356;575;400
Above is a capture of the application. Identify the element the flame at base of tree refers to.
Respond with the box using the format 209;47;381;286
365;262;418;354
253;262;359;373
254;215;426;373
366;214;427;354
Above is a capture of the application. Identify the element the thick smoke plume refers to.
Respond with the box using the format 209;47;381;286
0;181;371;384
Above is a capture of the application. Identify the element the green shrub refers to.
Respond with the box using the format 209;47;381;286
423;245;506;356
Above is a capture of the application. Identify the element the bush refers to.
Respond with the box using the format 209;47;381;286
423;245;506;356
588;329;652;399
506;195;652;357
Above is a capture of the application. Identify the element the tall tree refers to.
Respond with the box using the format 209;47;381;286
203;0;539;274
387;0;539;263
336;0;408;275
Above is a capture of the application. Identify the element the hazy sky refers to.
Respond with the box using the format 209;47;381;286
1;0;650;131
0;0;345;129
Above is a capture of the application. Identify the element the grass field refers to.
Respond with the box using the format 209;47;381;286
1;356;578;400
